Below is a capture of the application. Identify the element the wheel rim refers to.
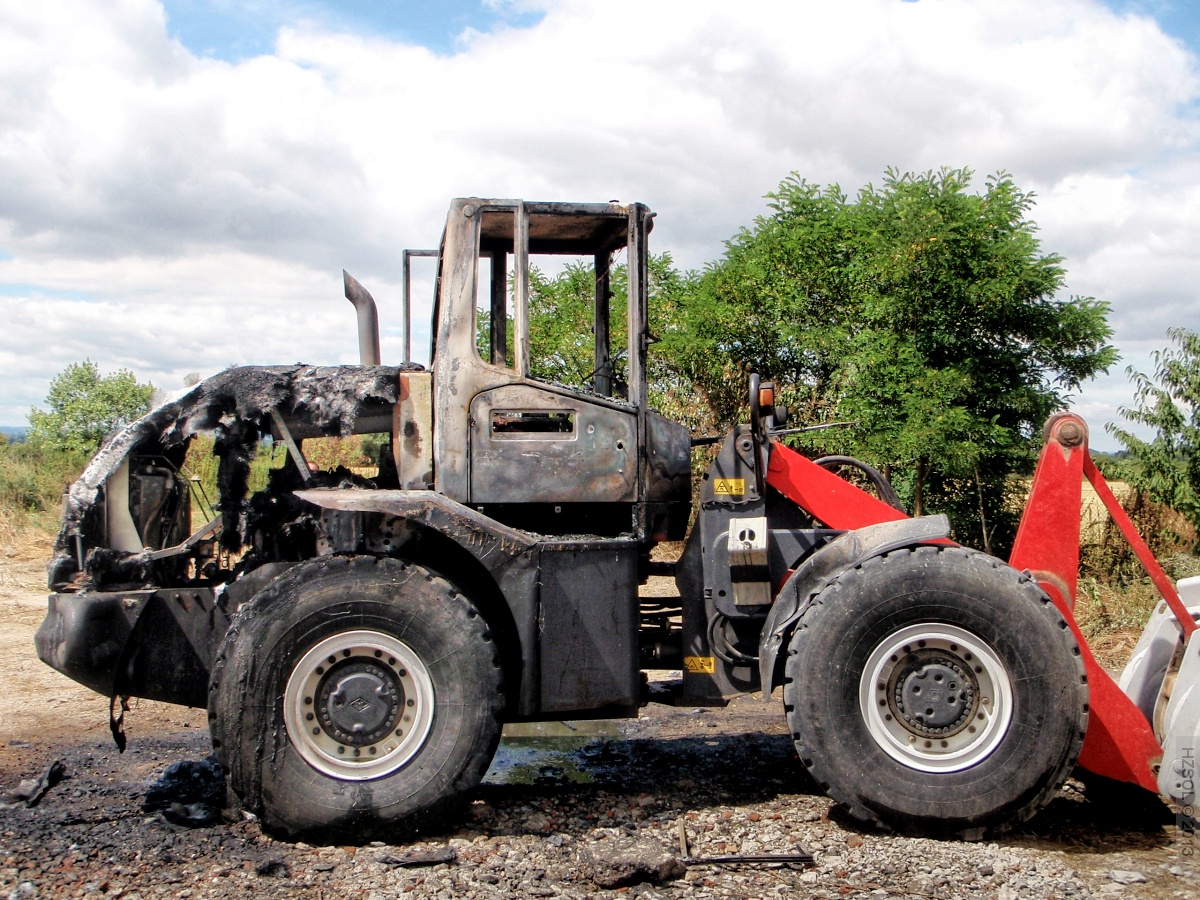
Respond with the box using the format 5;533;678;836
283;629;436;781
859;623;1014;773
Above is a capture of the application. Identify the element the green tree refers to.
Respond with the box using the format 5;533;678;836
668;168;1117;552
28;360;156;454
1107;327;1200;535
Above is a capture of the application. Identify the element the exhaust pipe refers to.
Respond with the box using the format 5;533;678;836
343;270;381;366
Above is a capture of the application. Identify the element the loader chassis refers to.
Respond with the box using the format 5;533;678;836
35;197;1192;840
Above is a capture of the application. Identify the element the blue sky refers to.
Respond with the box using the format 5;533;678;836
160;1;545;58
1106;1;1200;53
2;0;1200;451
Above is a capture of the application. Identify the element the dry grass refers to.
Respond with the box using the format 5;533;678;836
0;508;54;596
1072;578;1161;670
0;508;55;562
1072;552;1200;670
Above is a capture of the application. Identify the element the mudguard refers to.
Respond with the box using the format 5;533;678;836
758;514;951;694
293;487;538;570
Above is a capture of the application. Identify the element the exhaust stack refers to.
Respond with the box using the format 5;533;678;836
343;270;381;365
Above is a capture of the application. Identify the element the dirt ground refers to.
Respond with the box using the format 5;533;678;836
1;548;1198;898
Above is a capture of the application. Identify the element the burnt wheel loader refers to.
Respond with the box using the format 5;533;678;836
36;198;1200;839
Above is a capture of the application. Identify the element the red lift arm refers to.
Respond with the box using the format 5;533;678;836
1010;413;1192;792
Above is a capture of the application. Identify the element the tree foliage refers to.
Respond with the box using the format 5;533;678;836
1108;327;1200;536
663;168;1117;552
28;360;156;455
479;254;706;429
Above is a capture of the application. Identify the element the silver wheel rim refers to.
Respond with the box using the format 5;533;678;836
859;622;1013;773
284;629;435;781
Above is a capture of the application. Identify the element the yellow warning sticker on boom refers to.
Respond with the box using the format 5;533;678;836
712;478;745;496
684;655;716;674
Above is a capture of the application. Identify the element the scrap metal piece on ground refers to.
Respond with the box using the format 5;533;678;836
377;847;457;867
1;760;66;808
682;851;815;866
676;820;813;867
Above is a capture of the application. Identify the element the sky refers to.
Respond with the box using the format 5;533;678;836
1;0;1199;451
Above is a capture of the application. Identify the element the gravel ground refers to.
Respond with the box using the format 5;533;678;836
1;691;1197;900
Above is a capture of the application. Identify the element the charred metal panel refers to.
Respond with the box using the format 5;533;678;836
432;199;487;503
468;502;635;538
537;540;639;715
35;586;231;708
469;384;637;504
644;411;691;504
50;364;412;587
121;589;226;708
480;202;634;255
394;372;434;490
643;410;692;540
36;591;146;698
493;551;541;717
294;488;537;568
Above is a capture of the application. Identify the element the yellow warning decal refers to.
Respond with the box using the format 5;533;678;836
712;478;745;496
684;655;716;674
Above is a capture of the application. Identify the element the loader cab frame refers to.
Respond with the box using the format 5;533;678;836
428;199;672;538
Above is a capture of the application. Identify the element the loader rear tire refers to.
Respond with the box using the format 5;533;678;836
782;545;1088;839
208;555;503;838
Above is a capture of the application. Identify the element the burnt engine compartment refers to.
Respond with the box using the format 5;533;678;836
48;364;412;593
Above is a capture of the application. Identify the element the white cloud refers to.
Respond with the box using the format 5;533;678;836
0;0;1197;449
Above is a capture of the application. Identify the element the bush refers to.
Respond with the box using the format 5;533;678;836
0;441;87;534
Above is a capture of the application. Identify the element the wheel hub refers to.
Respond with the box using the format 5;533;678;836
859;623;1014;773
318;660;403;746
893;653;976;735
283;630;436;781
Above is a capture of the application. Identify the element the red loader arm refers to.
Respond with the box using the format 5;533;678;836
1011;413;1192;792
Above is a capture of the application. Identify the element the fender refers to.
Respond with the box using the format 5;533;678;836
293;488;538;569
758;515;951;694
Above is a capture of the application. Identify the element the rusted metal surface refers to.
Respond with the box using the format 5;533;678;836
395;372;434;489
432;199;656;541
469;383;637;504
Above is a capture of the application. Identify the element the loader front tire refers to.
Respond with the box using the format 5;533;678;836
208;556;503;838
782;545;1088;839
